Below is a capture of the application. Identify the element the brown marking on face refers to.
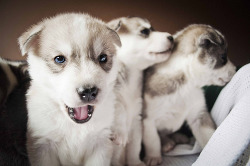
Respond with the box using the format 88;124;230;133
174;24;228;69
198;31;228;69
144;67;186;97
118;24;129;34
86;21;121;72
110;17;152;37
43;56;67;74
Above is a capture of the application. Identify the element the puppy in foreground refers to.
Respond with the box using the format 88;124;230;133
18;13;121;165
108;17;174;166
143;24;236;166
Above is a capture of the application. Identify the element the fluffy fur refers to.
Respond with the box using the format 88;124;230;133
142;24;236;166
18;13;121;166
108;17;174;166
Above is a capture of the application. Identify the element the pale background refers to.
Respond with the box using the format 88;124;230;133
0;0;249;66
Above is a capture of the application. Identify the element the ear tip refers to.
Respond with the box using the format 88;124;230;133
17;37;26;56
19;47;27;56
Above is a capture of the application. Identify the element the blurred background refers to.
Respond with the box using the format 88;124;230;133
0;0;249;66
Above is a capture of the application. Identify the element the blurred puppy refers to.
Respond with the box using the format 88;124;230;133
0;58;27;107
143;24;236;166
18;13;121;165
108;17;174;166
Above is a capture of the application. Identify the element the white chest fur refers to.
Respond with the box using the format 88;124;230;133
145;84;206;132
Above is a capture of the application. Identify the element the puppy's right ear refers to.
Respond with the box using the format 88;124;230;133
18;23;44;56
107;19;122;32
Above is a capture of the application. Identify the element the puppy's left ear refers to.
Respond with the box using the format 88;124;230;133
18;22;44;56
198;32;224;48
107;19;122;32
108;29;122;47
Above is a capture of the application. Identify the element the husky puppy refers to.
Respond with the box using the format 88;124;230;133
0;58;27;107
18;13;121;166
108;17;174;166
143;24;236;166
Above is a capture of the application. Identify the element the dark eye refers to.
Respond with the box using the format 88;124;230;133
140;28;150;36
220;53;227;63
54;56;66;64
99;54;107;63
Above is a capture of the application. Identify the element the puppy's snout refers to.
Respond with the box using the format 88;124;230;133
77;86;99;102
167;36;174;43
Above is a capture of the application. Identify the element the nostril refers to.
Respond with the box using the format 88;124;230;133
167;36;174;42
77;86;98;102
90;87;98;97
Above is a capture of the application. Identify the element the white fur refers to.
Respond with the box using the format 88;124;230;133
19;13;121;166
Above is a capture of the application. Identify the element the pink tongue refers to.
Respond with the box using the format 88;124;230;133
74;106;88;120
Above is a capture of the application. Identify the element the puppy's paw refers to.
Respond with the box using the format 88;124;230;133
162;139;176;153
110;132;127;146
144;156;162;166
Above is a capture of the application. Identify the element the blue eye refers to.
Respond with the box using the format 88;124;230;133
99;54;107;63
54;56;66;64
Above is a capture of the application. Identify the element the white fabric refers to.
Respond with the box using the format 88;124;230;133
160;154;199;166
193;63;250;166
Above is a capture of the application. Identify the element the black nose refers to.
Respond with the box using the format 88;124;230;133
77;86;98;102
167;36;174;42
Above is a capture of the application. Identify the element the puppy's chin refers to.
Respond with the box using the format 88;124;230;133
146;50;172;64
149;47;172;56
148;44;173;61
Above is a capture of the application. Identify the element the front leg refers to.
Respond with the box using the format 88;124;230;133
111;122;128;147
85;139;113;166
27;137;59;166
126;116;145;166
187;110;216;148
111;100;129;146
143;118;162;166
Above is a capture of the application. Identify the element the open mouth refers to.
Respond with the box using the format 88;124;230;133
150;48;172;55
67;105;94;123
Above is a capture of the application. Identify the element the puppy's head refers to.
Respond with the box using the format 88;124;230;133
174;24;236;86
108;17;174;69
19;13;121;124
